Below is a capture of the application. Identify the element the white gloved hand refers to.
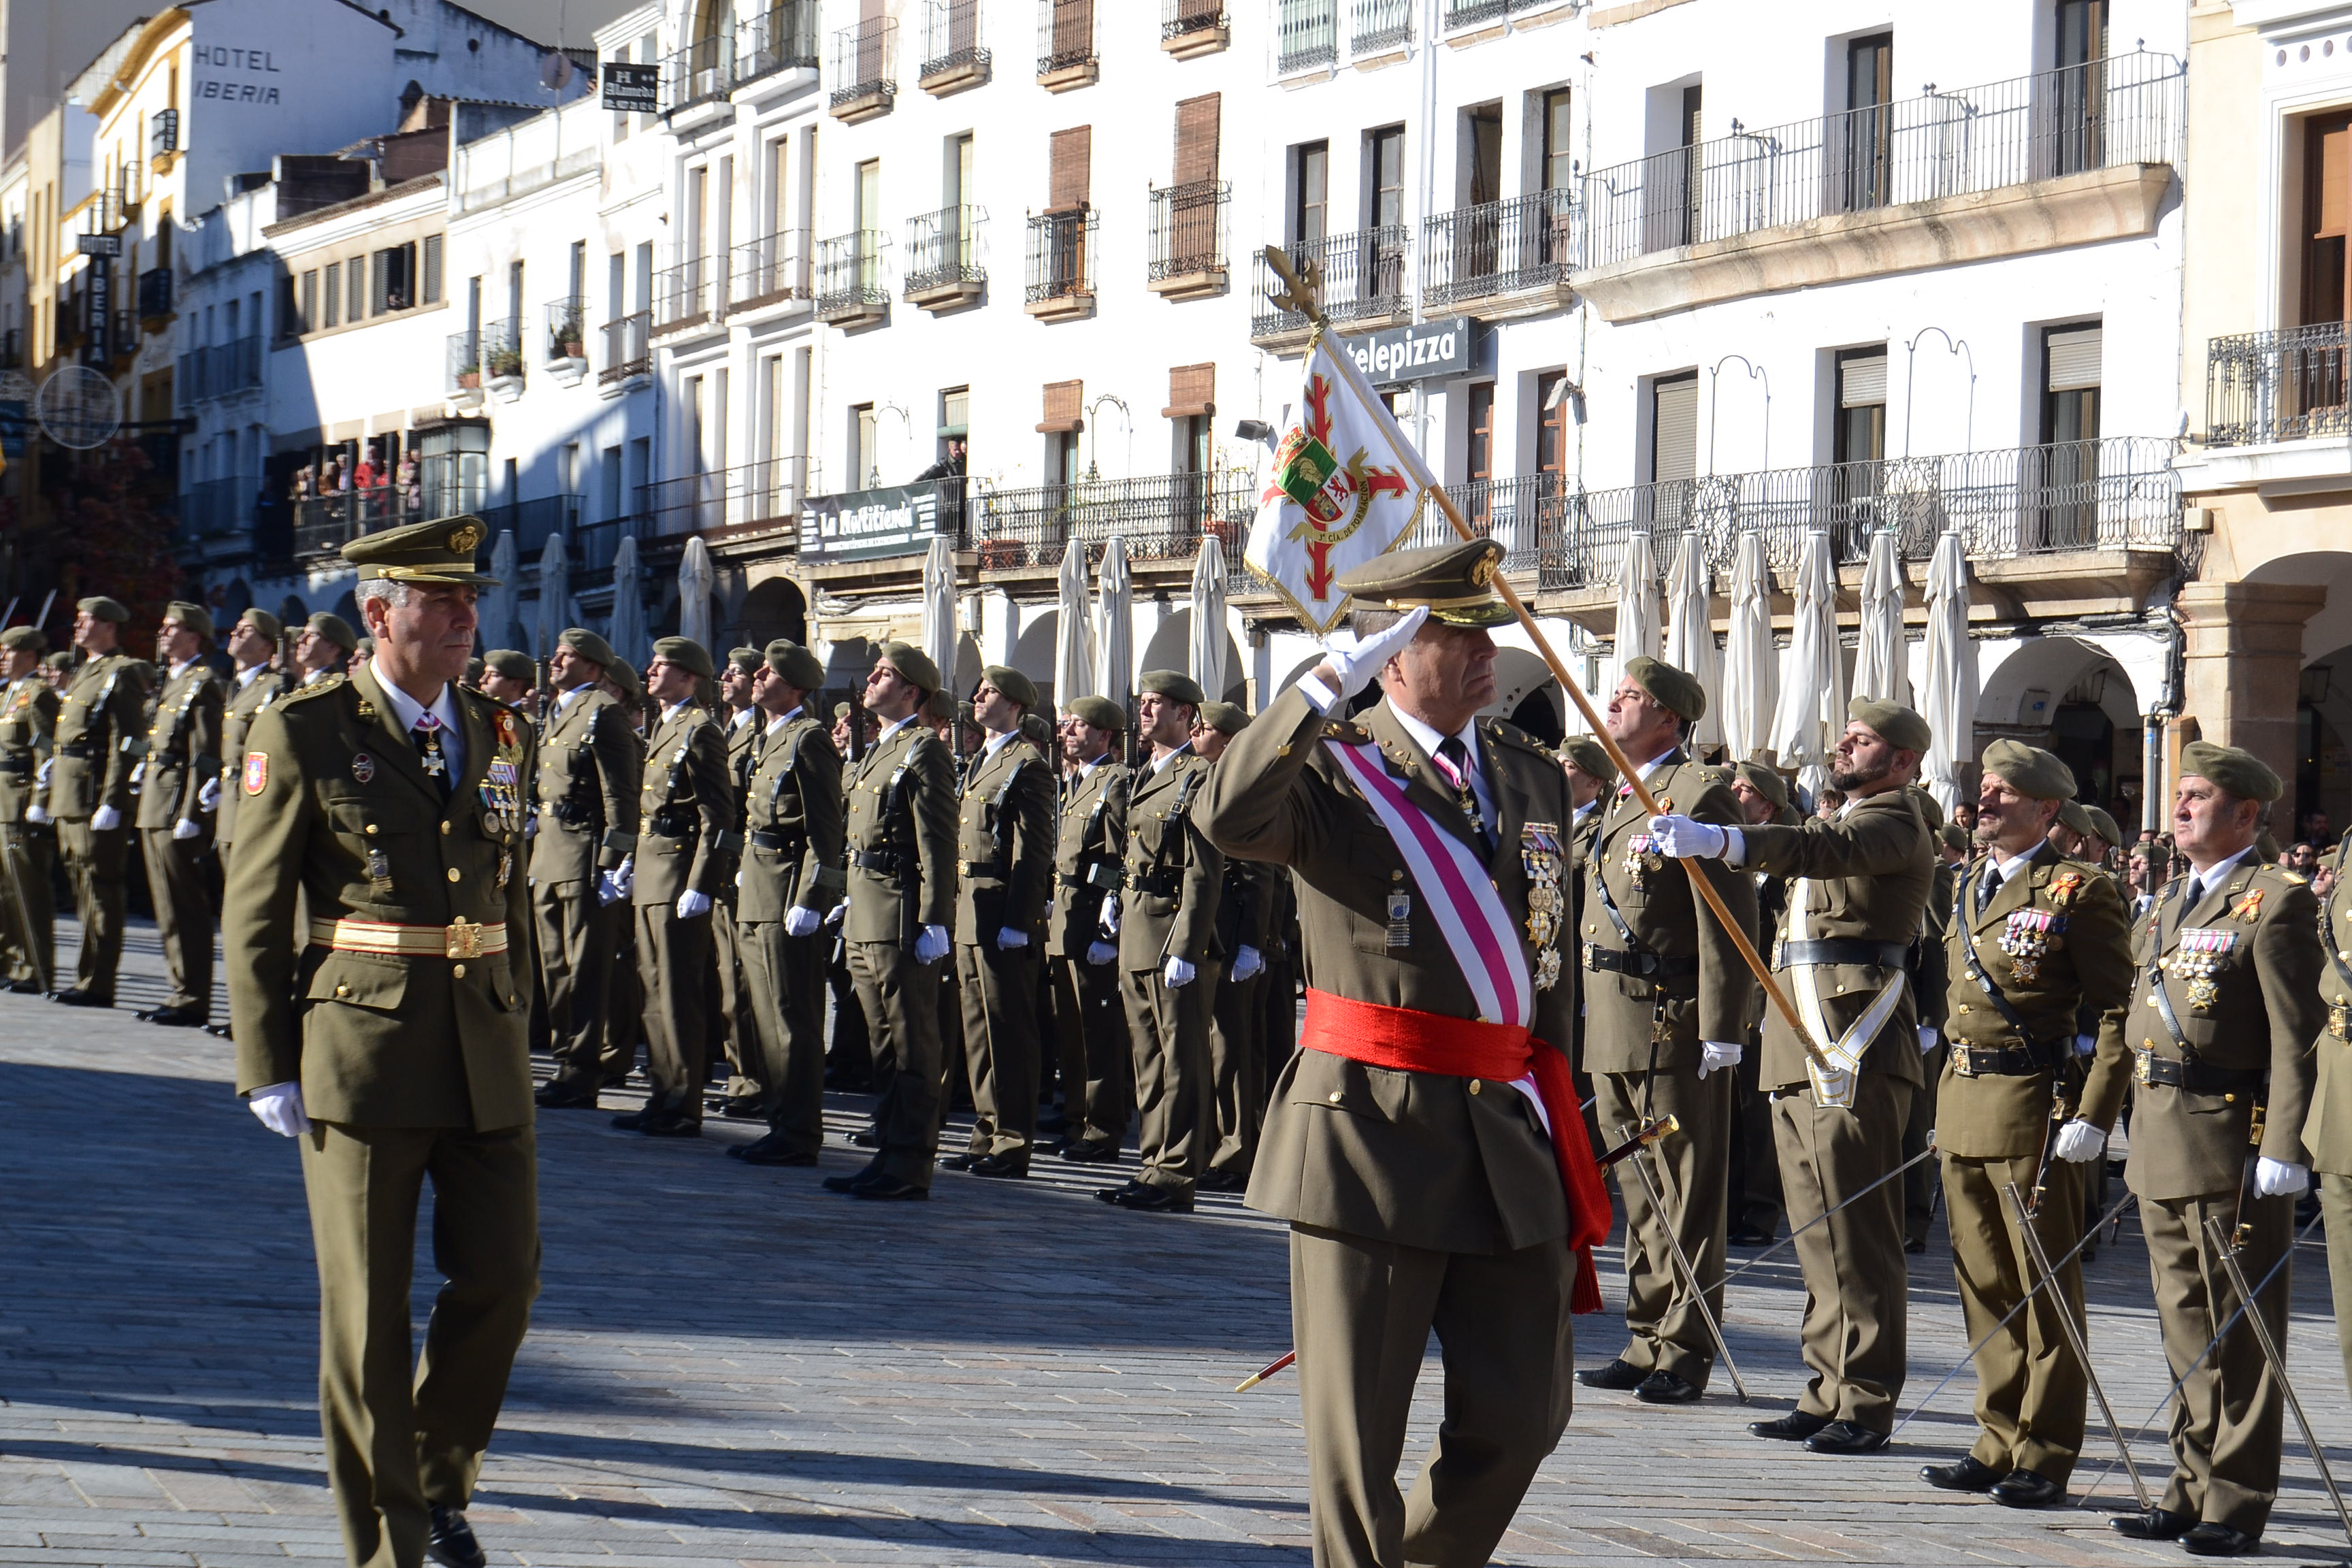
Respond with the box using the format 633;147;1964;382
1230;945;1264;983
2074;1033;2096;1057
2051;1118;2107;1163
996;926;1028;951
247;1081;310;1137
914;924;951;964
1698;1039;1743;1078
826;898;848;926
1163;956;1196;988
35;757;53;787
1918;1026;1940;1054
1086;940;1119;966
91;804;122;832
1100;892;1122;936
26;803;50;825
172;817;201;840
523;813;538;838
675;888;712;919
612;858;635;898
595;869;626;905
784;905;822;938
1323;605;1429;704
2255;1156;2312;1198
197;777;222;812
1647;813;1725;860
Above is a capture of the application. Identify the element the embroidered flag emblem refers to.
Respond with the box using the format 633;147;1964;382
243;753;268;795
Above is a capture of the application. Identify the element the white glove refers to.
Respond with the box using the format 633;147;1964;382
24;803;48;825
1698;1039;1742;1078
595;869;626;905
996;926;1028;951
1918;1026;1940;1054
2255;1156;2312;1198
1323;604;1429;703
784;905;821;938
172;817;201;840
197;777;222;811
2051;1118;2107;1162
914;924;950;964
1163;956;1196;988
676;888;712;919
1647;813;1725;860
35;757;53;787
91;804;122;832
825;898;848;927
523;813;538;838
1086;940;1119;966
1099;892;1122;936
1230;945;1263;983
247;1081;310;1137
2074;1033;2096;1056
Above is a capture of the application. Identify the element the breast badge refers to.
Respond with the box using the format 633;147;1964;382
1997;908;2065;985
2162;927;2240;1013
351;752;374;785
1522;821;1565;988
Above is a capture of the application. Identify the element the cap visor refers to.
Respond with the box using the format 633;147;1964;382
1429;600;1515;627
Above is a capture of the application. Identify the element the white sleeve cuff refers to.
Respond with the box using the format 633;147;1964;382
1296;674;1338;714
1721;825;1748;866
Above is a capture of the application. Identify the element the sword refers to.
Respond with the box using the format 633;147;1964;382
1622;1121;1750;1402
2203;1214;2352;1546
2004;1180;2151;1512
1237;1114;1682;1392
1721;1142;1940;1287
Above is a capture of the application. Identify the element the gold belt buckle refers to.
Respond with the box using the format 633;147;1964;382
1953;1048;1977;1079
445;917;483;960
2135;1045;2155;1085
2332;1004;2351;1042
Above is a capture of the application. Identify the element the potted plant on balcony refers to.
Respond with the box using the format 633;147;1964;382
485;338;526;401
551;301;586;362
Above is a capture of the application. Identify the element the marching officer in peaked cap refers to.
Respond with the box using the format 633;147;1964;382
46;595;146;1008
0;625;59;993
826;640;958;1200
1046;693;1132;1161
225;516;538;1568
295;611;359;688
710;646;768;1116
1203;538;1604;1568
612;636;736;1137
1651;696;1938;1455
1194;699;1277;1192
1920;740;2134;1509
530;628;642;1109
2103;742;2321;1555
728;640;845;1167
133;602;226;1027
217;609;291;870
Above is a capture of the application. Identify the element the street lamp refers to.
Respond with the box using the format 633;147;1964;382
1085;393;1131;482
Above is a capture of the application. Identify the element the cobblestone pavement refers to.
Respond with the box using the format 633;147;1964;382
8;918;2352;1565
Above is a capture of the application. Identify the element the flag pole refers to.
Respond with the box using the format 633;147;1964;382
1259;247;1825;1066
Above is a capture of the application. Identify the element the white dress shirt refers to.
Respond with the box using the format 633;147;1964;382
373;677;466;781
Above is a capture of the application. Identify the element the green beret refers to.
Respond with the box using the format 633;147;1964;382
1;625;47;653
2057;799;2095;837
306;611;357;652
483;649;536;682
763;640;826;691
164;601;215;642
557;627;617;669
42;650;72;672
2180;740;2282;802
878;640;940;695
726;645;765;676
1198;700;1249;736
1980;738;2075;802
1848;696;1931;753
2085;805;2123;847
464;657;485;683
78;595;129;623
1333;537;1513;627
1938;823;1971;854
1559;736;1618;785
653;636;714;680
1066;694;1125;732
1139;668;1204;706
353;636;376;658
982;664;1039;709
832;701;853;721
1733;759;1788;808
237;608;283;642
605;657;643;701
341;514;498;587
1019;712;1055;749
1907;784;1944;832
1624;655;1705;723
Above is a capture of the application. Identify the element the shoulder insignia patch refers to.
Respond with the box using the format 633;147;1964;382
2283;870;2310;886
242;752;268;796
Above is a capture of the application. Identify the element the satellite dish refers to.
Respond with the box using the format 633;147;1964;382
36;365;120;450
540;50;574;91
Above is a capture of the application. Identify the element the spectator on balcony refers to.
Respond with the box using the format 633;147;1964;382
291;465;315;504
352;452;382;497
915;438;968;532
397;453;422;516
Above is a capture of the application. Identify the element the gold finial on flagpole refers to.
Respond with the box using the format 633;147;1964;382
1262;244;1324;326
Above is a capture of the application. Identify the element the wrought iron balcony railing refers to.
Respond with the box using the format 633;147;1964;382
653;257;715;331
638;459;798;535
476;493;584;561
1148;181;1228;282
815;231;889;320
601;310;651;385
730;229;808;310
963;470;1254;571
832;18;896;109
446;328;482;395
734;1;819;86
293;490;409;560
1351;0;1409;51
905;206;985;297
545;295;587;362
1421;188;1576;310
2206;323;2352;448
1026;209;1096;305
1038;0;1095;76
1276;0;1337;71
184;476;254;540
920;0;989;80
177;336;263;402
1163;0;1225;42
1251;226;1409;338
480;317;525;381
137;266;173;320
662;33;733;111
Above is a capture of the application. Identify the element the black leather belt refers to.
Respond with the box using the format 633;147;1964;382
2133;1048;2264;1094
853;848;902;873
647;810;695;837
1779;938;1909;970
747;828;802;852
1583;943;1700;979
1950;1042;2055;1078
0;757;28;777
1124;866;1179;896
57;740;97;760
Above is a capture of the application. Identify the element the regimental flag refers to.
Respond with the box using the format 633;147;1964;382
1244;329;1435;634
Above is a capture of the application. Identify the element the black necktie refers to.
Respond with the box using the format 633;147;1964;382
1980;864;2003;906
411;713;452;801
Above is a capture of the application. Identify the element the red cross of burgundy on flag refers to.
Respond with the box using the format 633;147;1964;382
1243;329;1437;634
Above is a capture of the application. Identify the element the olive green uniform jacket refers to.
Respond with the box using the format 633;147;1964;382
0;676;58;822
956;734;1056;943
134;660;225;833
633;703;733;905
843;717;957;945
217;666;289;847
529;686;640;883
739;710;846;921
1046;757;1129;957
46;651;144;820
1117;745;1222;970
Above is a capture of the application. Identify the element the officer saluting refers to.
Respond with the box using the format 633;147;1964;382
2103;742;2321;1556
226;517;537;1568
133;602;226;1028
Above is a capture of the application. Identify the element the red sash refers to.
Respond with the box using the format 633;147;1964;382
1299;987;1612;1313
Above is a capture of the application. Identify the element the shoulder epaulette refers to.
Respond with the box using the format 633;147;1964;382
2282;869;2310;886
1324;718;1369;742
278;678;344;709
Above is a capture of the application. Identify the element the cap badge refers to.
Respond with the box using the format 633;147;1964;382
448;521;483;553
1469;553;1497;588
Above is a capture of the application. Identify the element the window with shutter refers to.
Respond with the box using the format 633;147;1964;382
2042;321;2102;448
1049;127;1091;211
422;235;444;304
2046;324;2102;391
1838;352;1888;408
1162;363;1214;417
1038;379;1084;432
1174;95;1220;186
1649;374;1697;485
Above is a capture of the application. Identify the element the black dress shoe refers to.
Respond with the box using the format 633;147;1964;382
1919;1455;2004;1492
638;1113;700;1137
1094;1179;1194;1213
203;1022;233;1039
51;988;112;1007
1058;1139;1120;1163
848;1173;930;1200
847;1128;883;1148
426;1503;487;1568
821;1170;875;1193
968;1153;1029;1179
144;1004;207;1028
4;977;42;994
610;1110;653;1130
732;1134;818;1166
536;1083;600;1109
717;1098;766;1120
1904;1237;1929;1255
1727;1224;1774;1246
1989;1469;2065;1509
1751;1409;1831;1441
1578;1358;1649;1391
1635;1369;1703;1405
1805;1420;1889;1455
132;1006;157;1022
2180;1521;2261;1556
938;1152;979;1172
1196;1169;1249;1192
2109;1508;2194;1541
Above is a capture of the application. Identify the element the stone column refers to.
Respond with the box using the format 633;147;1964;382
2176;581;2326;787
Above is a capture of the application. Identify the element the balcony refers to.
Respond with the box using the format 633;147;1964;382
964;470;1254;574
601;310;651;389
638;459;798;536
184;476;254;541
730;229;809;313
544;296;588;385
177;336;263;402
918;0;990;94
1250;226;1409;345
1422;188;1575;316
733;1;818;90
476;493;585;561
904;206;985;310
149;107;179;163
292;490;408;562
1441;0;1562;31
1350;0;1409;54
480;318;525;398
662;33;733;112
1037;0;1096;91
447;328;484;406
1162;0;1226;59
1575;52;2184;322
815;231;889;327
1275;0;1336;75
1147;181;1228;300
1025;208;1096;321
653;257;716;335
830;18;896;122
137;266;173;324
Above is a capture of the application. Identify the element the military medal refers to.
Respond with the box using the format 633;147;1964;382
1621;832;1655;893
496;850;512;889
2230;889;2265;924
365;845;392;885
1386;890;1411;947
1998;908;2063;985
351;753;374;784
1522;821;1565;987
2163;927;2239;1012
2048;870;2084;908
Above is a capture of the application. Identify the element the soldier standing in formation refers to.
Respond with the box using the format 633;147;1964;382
712;647;767;1117
227;517;537;1568
476;650;535;709
1724;760;1793;1247
133;603;226;1027
728;640;843;1167
1045;694;1130;1163
46;596;145;1009
216;609;291;872
1195;700;1271;1193
945;666;1055;1179
1576;657;1758;1407
1919;740;2132;1510
0;625;58;993
293;610;358;688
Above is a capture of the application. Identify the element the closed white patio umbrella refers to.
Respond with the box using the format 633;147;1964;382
1189;534;1228;704
1055;542;1095;710
1918;528;1978;813
1720;531;1778;764
676;536;716;652
1095;536;1132;717
608;534;646;668
1662;530;1723;750
1769;529;1845;798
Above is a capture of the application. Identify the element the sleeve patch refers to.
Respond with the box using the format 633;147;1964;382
243;752;269;795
